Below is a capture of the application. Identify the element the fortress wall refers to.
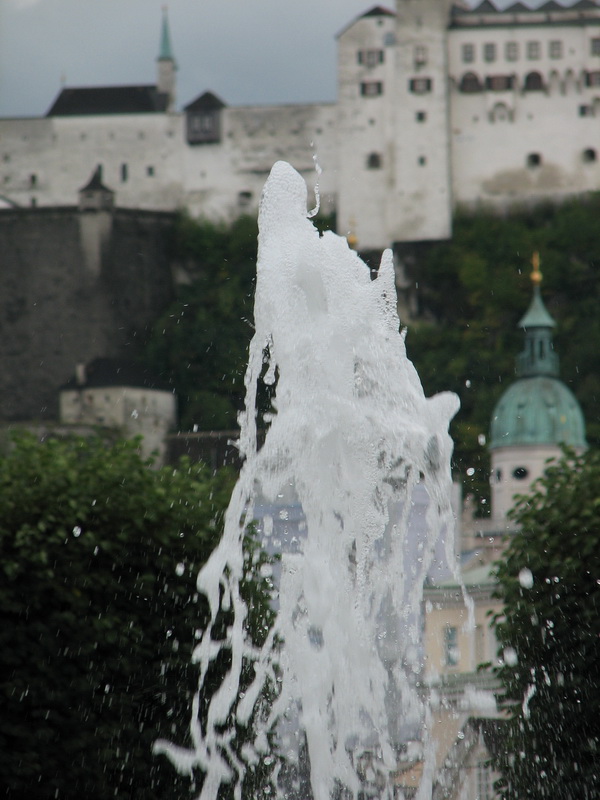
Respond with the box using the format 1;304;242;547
0;206;176;421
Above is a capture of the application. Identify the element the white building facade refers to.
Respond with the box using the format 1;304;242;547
2;0;600;249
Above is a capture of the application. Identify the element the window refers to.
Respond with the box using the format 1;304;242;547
29;173;37;188
485;75;515;91
462;43;475;63
418;156;427;166
505;41;519;61
186;106;222;145
409;77;432;94
591;37;600;55
483;43;496;63
383;32;396;47
549;40;563;59
513;466;530;479
585;71;600;87
360;81;383;97
583;148;597;163
358;49;384;67
416;110;427;122
366;152;382;169
524;71;545;91
527;41;541;60
414;45;427;66
579;104;594;117
146;166;155;177
444;626;459;666
459;72;483;93
475;624;486;665
120;163;128;182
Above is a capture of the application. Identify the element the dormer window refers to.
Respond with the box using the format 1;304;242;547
184;91;226;145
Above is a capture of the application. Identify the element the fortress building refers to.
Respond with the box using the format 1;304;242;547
2;1;600;250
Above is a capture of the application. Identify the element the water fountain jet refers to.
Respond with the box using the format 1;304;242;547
155;161;459;800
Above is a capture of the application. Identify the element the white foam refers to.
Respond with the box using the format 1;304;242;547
155;162;459;800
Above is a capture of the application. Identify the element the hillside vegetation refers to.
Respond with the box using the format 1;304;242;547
145;197;600;509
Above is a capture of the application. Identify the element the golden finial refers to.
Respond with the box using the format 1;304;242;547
531;251;542;285
347;217;358;250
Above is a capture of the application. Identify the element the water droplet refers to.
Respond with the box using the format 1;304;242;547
175;562;185;576
130;409;139;419
466;467;475;477
519;567;534;589
72;526;82;537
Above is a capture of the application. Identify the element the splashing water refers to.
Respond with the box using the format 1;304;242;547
155;162;459;800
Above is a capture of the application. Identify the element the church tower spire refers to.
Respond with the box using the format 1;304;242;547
157;6;177;112
516;253;559;379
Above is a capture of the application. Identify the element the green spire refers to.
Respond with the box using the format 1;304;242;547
516;254;559;378
158;6;175;62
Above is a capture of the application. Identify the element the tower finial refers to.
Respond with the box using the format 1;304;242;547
158;5;175;63
531;251;542;285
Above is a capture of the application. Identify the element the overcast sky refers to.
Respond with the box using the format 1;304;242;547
0;0;555;119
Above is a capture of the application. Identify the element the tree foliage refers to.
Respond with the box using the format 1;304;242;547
491;448;600;799
0;432;273;800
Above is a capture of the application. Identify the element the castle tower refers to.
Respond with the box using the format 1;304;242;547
489;255;587;521
389;0;454;243
157;6;177;111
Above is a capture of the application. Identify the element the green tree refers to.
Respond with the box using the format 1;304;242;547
0;432;273;800
144;214;259;431
491;448;600;799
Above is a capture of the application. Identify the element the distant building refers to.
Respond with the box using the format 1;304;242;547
59;358;177;463
2;2;600;250
425;261;587;799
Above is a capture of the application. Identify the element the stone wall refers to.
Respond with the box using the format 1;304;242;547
0;206;175;421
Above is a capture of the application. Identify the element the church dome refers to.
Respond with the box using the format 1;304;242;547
490;376;586;449
490;255;586;451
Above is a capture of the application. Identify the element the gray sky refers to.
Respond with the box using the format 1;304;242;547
0;0;386;117
0;0;555;119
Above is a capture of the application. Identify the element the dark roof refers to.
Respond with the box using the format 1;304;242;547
184;91;227;112
361;5;396;17
470;0;499;12
46;85;169;117
61;358;172;392
79;165;114;194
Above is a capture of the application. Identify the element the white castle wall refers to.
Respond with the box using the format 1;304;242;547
2;1;600;247
448;19;600;209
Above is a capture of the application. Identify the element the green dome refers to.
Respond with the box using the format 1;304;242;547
490;376;587;449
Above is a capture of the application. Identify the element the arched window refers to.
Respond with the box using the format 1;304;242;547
459;72;483;93
524;71;545;91
366;152;382;169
